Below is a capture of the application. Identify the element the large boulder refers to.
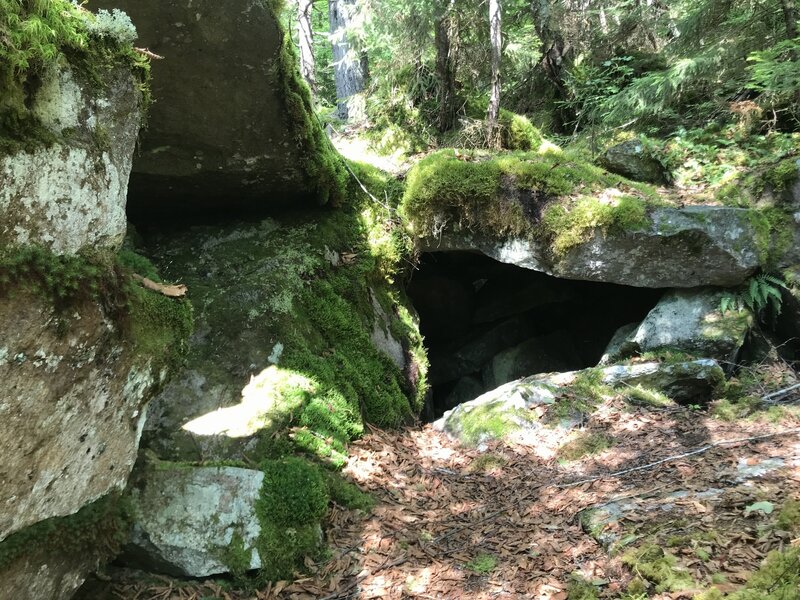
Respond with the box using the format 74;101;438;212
599;139;669;184
603;289;753;364
93;0;345;213
124;466;264;577
0;63;141;255
0;283;188;543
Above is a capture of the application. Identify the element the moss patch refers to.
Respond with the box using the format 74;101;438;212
401;149;655;258
255;456;330;581
557;431;614;461
464;553;498;574
622;544;695;593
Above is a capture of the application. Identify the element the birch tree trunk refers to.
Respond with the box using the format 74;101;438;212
329;0;367;121
297;0;316;93
486;0;502;148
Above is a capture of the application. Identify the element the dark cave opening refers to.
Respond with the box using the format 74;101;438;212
407;252;665;420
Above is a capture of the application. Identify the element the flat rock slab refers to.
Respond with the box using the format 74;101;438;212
421;205;792;288
126;466;264;578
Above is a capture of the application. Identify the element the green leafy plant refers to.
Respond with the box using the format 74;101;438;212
720;273;787;320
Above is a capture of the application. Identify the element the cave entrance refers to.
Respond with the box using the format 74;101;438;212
407;252;665;420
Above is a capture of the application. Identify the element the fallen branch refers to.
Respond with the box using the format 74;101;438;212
762;383;800;404
132;274;188;298
134;47;164;60
557;429;800;488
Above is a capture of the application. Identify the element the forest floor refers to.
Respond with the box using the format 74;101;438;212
95;397;800;600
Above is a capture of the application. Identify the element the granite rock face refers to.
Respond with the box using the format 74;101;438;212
0;64;141;255
599;139;669;184
0;290;162;542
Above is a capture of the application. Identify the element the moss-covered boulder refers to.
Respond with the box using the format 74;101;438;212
403;150;799;288
599;139;669;184
604;289;753;364
92;0;347;214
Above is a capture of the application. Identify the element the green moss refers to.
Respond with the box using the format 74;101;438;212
552;368;610;419
697;547;800;599
542;194;648;256
0;245;107;303
566;575;600;600
557;432;614;461
0;493;130;571
220;530;253;580
0;2;151;152
622;544;695;593
255;456;330;580
748;207;793;268
464;553;498;574
622;384;675;407
126;284;193;371
401;149;652;258
324;472;374;512
455;403;537;446
764;157;799;193
776;499;800;532
499;110;543;151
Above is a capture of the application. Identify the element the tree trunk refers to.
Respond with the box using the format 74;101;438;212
781;0;798;40
329;0;367;121
297;0;316;93
435;0;458;133
486;0;502;148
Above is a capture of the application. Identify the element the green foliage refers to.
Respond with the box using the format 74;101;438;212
552;368;611;419
498;109;543;151
0;494;130;571
454;403;536;446
697;547;800;599
464;553;498;574
747;38;800;115
720;273;787;321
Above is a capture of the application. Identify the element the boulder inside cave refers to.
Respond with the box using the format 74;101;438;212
407;251;665;418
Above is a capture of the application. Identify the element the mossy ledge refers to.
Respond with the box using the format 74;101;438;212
400;148;656;258
0;245;193;372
